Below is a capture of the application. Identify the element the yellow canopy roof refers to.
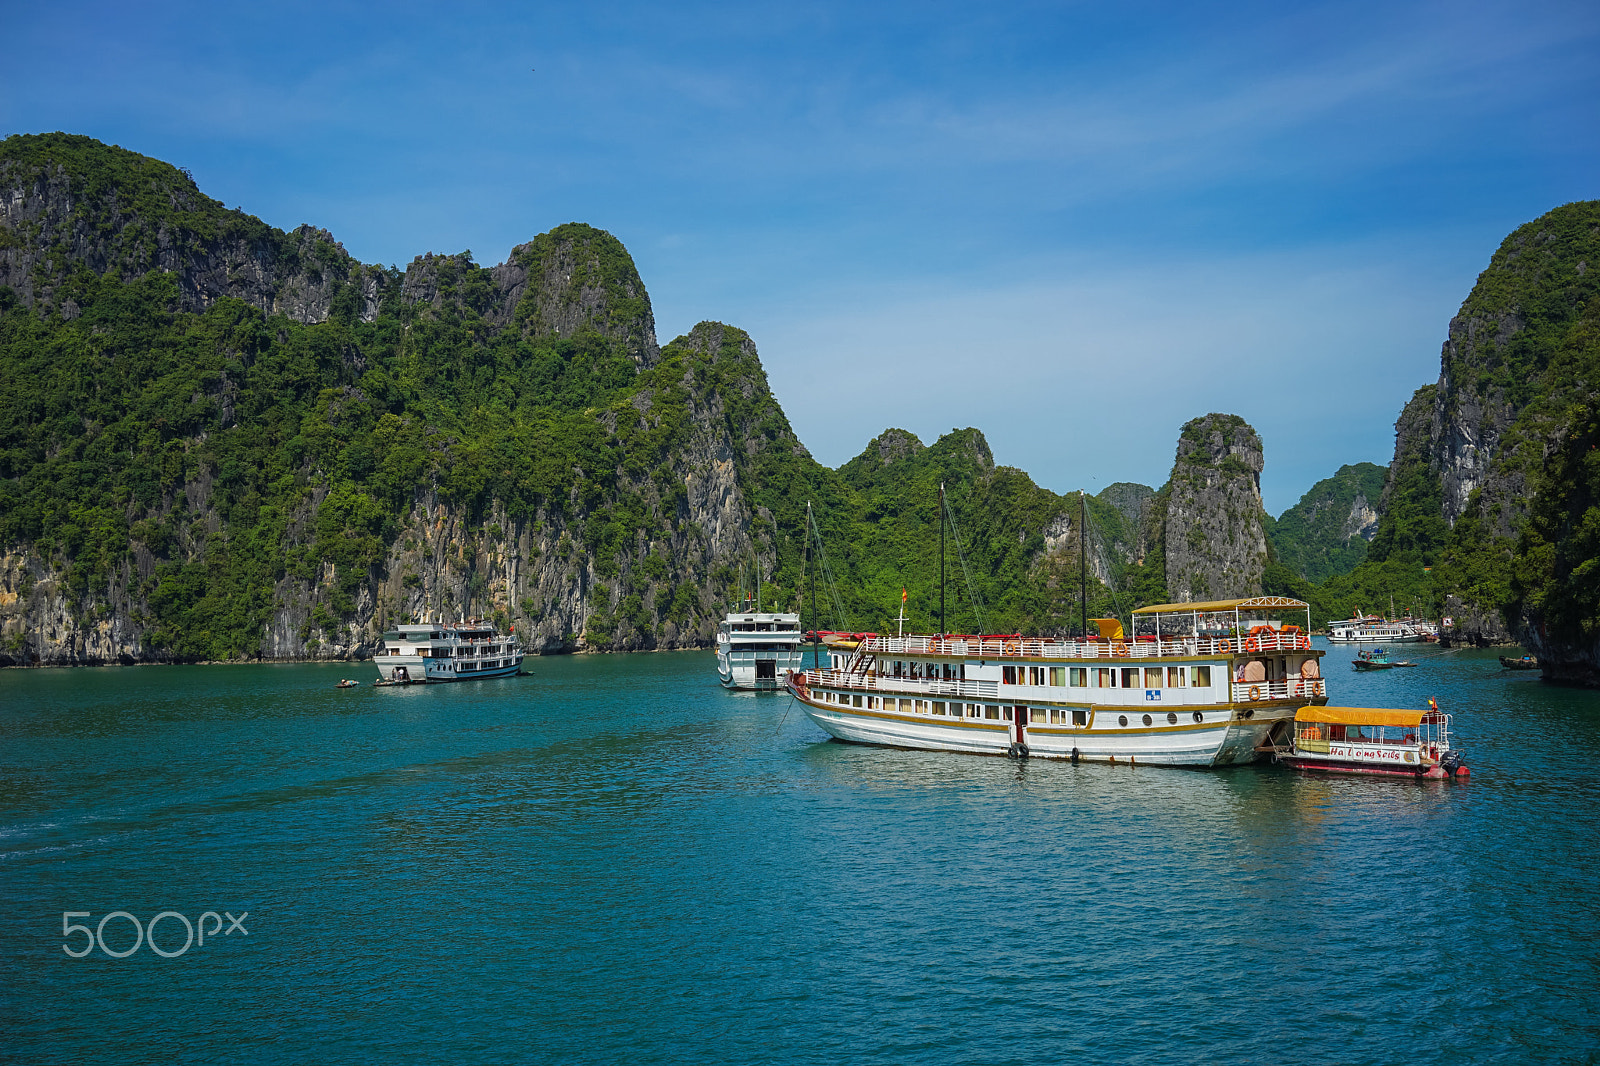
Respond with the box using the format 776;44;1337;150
1132;596;1309;615
1295;706;1425;726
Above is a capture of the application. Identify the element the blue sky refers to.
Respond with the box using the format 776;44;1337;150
5;0;1596;514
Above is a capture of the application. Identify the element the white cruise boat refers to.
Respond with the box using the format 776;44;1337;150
374;621;525;683
1327;614;1425;644
785;597;1327;767
716;604;808;689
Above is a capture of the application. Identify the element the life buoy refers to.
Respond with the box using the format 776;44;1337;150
1219;639;1232;654
1005;641;1020;656
1113;642;1129;657
1245;637;1261;652
1248;685;1261;701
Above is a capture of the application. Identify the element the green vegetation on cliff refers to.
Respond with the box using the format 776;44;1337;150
1268;463;1386;583
1323;201;1600;654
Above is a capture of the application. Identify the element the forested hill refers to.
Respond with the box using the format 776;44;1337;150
1267;463;1386;583
1323;200;1600;683
0;133;1160;665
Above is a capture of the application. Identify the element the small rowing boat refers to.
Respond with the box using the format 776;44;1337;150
1499;655;1539;671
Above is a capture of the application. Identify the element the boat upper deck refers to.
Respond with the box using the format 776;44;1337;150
848;629;1312;661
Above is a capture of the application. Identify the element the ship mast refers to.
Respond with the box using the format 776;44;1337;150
807;501;818;669
1080;490;1088;639
939;482;946;637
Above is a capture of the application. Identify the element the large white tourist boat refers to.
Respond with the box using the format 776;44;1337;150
786;596;1326;766
1278;703;1468;778
1327;611;1427;644
716;604;809;689
374;621;525;683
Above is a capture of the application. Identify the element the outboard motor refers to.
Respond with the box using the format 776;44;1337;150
1441;750;1466;776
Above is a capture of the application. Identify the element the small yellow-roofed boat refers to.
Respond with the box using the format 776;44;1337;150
1277;703;1468;779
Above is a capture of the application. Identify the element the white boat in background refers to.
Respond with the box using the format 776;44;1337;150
787;597;1327;767
374;621;525;682
716;604;808;689
1327;613;1426;644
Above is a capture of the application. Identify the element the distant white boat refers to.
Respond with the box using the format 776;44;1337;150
374;621;524;683
716;604;807;689
1327;613;1425;644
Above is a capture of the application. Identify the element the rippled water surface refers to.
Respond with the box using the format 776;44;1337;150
4;641;1599;1064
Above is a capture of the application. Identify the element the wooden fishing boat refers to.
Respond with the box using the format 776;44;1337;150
1277;704;1468;779
1499;655;1539;670
1352;648;1395;671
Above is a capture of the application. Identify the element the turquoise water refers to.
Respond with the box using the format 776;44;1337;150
3;640;1598;1064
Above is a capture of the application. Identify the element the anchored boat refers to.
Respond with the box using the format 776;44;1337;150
786;596;1327;767
716;604;807;689
1277;703;1468;779
373;621;525;683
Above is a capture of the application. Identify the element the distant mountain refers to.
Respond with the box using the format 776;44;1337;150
1268;463;1386;583
3;131;1486;666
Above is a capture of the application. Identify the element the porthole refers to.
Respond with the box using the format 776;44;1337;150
1118;714;1129;727
1167;712;1177;725
1142;713;1153;727
1192;711;1204;724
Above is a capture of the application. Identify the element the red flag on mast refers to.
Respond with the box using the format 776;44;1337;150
901;587;907;603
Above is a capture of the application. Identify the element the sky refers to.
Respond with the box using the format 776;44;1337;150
4;0;1597;514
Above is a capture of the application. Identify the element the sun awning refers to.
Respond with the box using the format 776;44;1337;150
1294;706;1425;726
1131;596;1309;615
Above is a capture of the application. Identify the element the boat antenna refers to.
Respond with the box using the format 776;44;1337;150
1080;490;1088;639
939;482;947;637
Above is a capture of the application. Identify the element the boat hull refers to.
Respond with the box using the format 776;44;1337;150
376;656;524;682
791;683;1293;767
1279;754;1447;779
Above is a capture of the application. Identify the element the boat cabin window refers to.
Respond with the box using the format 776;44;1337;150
1166;666;1186;688
984;706;1000;720
1120;667;1139;688
1029;666;1046;685
1144;667;1162;688
1069;668;1087;687
1049;667;1066;686
1190;666;1212;688
1002;666;1019;685
1096;667;1113;688
1073;709;1089;726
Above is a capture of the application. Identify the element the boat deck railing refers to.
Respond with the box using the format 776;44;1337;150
858;632;1312;660
1233;678;1326;702
798;669;1000;700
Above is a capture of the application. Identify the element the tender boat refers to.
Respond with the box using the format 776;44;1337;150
1277;703;1468;779
785;596;1327;767
1499;655;1539;671
373;621;525;683
716;603;807;689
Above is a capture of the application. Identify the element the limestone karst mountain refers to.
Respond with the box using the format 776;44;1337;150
1159;414;1270;602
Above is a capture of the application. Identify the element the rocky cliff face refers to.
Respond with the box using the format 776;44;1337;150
0;133;385;324
1367;201;1600;662
1162;414;1268;601
0;134;818;666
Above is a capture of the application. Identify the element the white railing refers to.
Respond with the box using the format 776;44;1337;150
1231;678;1326;702
856;631;1312;660
797;669;999;699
